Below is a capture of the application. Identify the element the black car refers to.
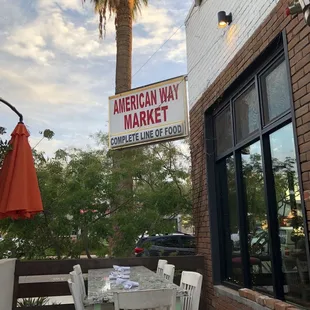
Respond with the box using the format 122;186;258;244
134;234;195;257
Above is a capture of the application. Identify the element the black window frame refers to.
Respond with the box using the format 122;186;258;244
205;31;310;301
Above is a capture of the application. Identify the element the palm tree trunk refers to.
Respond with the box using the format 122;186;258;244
114;0;134;194
115;0;132;94
108;1;134;256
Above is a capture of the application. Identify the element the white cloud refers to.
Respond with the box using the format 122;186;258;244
0;0;191;157
1;0;115;65
166;41;186;63
133;5;185;54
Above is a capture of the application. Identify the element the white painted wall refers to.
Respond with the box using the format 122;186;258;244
0;259;16;310
185;0;279;109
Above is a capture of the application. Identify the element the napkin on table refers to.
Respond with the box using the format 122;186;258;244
113;265;131;273
123;280;139;290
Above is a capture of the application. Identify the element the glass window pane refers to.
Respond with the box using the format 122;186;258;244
270;123;309;307
219;156;243;285
263;61;291;123
242;141;273;294
215;107;232;155
235;85;259;142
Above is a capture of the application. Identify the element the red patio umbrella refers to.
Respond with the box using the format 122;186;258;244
0;98;43;219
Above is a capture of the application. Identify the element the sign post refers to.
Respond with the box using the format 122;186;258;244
108;76;188;149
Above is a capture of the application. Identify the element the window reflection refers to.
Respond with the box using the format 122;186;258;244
215;107;232;155
270;124;309;306
262;60;291;123
235;85;259;142
219;156;244;285
242;141;273;293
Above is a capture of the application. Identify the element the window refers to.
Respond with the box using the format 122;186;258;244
218;155;244;285
155;237;180;248
235;85;259;142
215;106;232;155
180;236;195;248
262;60;291;123
208;44;310;307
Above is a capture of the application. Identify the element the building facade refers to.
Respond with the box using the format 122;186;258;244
186;0;310;309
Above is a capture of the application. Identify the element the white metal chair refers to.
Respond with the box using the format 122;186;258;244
70;270;91;308
163;264;175;283
156;259;168;276
73;264;87;300
113;289;176;310
68;279;92;310
180;271;203;310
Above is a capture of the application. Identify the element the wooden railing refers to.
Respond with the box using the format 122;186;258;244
13;255;204;310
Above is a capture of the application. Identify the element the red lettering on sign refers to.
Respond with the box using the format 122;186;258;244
124;114;132;130
126;97;130;112
154;107;161;123
159;87;167;103
173;84;179;100
123;106;169;129
140;111;146;126
161;106;168;121
133;114;139;128
139;93;144;108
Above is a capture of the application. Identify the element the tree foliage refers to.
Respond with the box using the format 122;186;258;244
0;133;191;259
87;0;148;38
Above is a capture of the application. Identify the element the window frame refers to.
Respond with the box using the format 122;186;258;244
205;31;310;302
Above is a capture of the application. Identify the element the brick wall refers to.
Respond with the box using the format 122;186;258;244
185;0;279;109
188;0;310;309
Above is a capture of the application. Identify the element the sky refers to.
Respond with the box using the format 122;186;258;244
0;0;193;156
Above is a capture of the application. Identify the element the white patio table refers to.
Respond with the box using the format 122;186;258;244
87;266;186;309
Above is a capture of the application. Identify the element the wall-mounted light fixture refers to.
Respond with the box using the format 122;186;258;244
218;11;232;28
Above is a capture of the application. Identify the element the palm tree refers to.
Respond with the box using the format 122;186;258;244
87;0;148;93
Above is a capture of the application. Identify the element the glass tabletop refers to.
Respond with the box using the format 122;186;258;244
87;266;186;304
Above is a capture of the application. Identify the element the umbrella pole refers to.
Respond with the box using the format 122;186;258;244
0;98;23;123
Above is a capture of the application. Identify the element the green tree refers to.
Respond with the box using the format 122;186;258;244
0;127;10;168
0;135;191;259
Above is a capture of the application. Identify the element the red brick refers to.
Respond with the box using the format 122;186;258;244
301;151;308;162
302;112;310;124
296;117;302;127
304;181;310;190
238;288;251;298
299;26;310;40
295;104;309;118
295;52;310;72
290;50;303;65
256;295;272;306
302;172;309;181
275;301;293;310
301;161;310;172
294;86;307;101
297;122;310;136
292;69;304;84
298;72;310;89
298;135;305;145
305;62;310;75
288;34;300;51
300;93;310;106
265;298;282;309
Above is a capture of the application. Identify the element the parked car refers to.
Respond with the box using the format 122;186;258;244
134;233;195;257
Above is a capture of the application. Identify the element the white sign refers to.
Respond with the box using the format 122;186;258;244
108;76;188;149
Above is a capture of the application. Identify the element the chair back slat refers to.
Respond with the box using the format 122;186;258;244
73;264;86;299
156;259;168;276
163;264;175;283
68;279;85;310
180;271;202;310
